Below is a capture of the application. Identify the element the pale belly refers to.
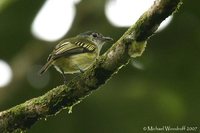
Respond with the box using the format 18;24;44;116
53;53;97;74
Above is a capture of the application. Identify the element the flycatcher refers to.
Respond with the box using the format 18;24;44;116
39;31;113;81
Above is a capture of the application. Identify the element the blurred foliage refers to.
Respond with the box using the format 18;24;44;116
0;0;199;132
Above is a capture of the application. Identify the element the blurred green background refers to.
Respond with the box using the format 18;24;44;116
0;0;199;132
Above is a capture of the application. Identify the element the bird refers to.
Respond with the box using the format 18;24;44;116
39;31;113;83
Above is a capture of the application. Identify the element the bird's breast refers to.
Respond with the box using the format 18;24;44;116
53;52;97;74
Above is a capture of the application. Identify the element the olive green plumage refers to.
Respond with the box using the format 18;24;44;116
39;31;113;77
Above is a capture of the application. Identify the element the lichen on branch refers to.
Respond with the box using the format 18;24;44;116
0;0;182;132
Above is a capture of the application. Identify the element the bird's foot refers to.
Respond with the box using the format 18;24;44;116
60;69;67;85
75;64;84;73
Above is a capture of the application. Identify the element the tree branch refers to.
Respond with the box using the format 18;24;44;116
0;0;182;132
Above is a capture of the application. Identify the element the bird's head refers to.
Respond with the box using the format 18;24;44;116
77;31;113;47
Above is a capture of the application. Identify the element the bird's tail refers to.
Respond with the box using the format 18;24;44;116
38;60;53;75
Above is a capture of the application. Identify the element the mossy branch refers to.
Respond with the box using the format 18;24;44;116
0;0;182;132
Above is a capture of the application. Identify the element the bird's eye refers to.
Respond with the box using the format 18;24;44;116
92;33;98;37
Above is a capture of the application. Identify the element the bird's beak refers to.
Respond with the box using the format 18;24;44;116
103;36;113;42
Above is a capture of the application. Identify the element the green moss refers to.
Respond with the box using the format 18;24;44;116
128;41;147;58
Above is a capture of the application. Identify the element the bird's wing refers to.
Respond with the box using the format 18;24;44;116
48;38;96;61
